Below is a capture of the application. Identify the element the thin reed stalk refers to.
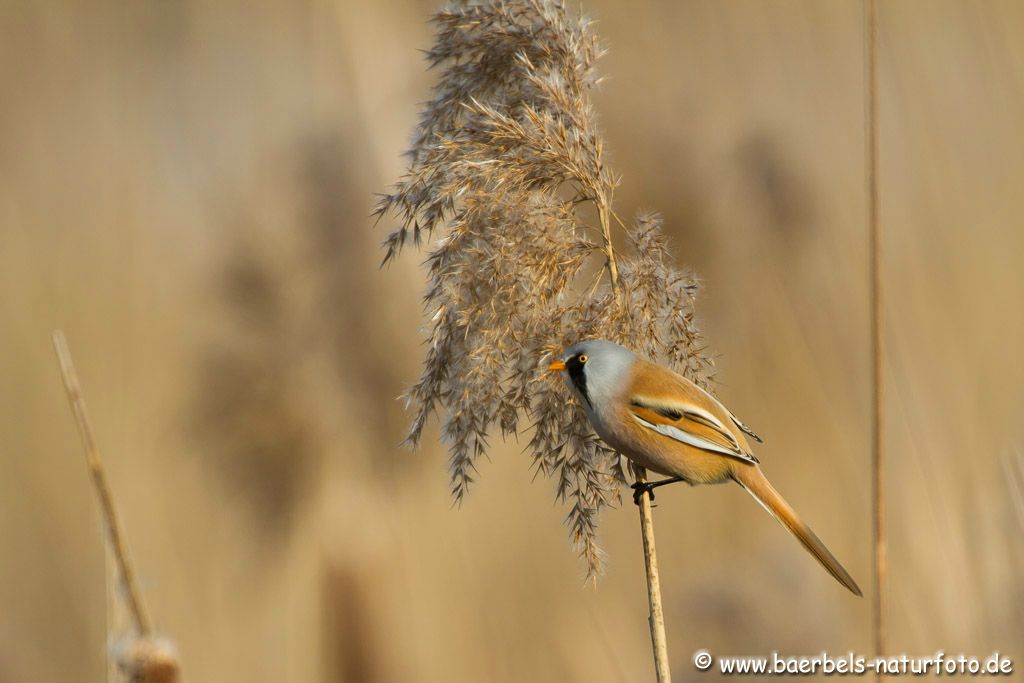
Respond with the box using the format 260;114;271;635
52;330;152;637
634;468;672;681
53;330;182;683
864;0;888;676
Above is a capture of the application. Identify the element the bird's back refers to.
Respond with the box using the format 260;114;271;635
597;358;755;483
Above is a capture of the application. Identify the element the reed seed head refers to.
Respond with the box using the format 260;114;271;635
377;0;713;579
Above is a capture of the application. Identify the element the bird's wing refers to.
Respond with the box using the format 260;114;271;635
628;395;759;464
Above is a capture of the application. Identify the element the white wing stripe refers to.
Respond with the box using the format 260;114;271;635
631;395;729;433
632;414;757;464
683;405;728;432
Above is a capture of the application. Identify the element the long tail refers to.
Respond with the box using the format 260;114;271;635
732;466;862;596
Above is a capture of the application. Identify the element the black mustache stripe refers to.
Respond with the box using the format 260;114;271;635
566;357;592;409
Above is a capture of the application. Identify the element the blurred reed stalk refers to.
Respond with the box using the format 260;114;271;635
1003;451;1024;532
864;0;888;676
377;2;717;680
52;331;182;683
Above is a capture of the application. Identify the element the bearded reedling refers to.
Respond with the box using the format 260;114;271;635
550;339;862;596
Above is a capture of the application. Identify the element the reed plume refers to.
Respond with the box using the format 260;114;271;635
376;0;713;582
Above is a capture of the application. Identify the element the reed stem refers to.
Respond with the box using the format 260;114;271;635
864;0;888;677
52;330;153;637
597;192;672;682
633;467;672;682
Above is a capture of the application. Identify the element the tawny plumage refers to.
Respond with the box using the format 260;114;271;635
550;339;862;596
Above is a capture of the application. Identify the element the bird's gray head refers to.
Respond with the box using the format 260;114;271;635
549;339;635;411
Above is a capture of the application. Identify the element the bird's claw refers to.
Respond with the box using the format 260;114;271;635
631;481;656;506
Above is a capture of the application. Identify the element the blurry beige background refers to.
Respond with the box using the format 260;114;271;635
2;1;1023;681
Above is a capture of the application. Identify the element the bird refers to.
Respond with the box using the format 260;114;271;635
547;339;862;596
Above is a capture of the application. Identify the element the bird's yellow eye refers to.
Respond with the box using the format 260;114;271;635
578;354;588;363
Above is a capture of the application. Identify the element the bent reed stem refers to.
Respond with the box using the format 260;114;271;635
52;330;153;637
597;190;672;683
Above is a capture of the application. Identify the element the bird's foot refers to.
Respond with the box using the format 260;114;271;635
631;481;657;506
630;476;686;505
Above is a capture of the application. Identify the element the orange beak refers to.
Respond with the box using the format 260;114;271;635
547;360;566;372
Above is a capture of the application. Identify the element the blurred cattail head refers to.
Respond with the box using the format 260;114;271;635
377;0;713;578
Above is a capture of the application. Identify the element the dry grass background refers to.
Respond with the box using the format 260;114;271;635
1;1;1023;681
